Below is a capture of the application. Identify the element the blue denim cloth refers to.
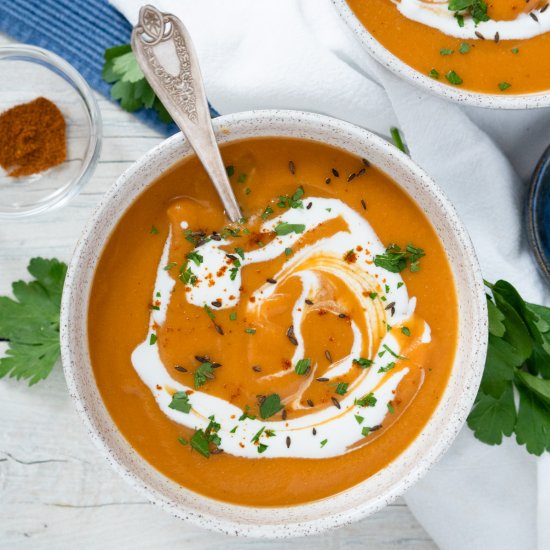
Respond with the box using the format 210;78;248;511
0;0;219;134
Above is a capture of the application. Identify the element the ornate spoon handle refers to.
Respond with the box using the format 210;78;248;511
131;5;242;222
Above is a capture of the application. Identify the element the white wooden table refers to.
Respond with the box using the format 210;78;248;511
0;33;435;549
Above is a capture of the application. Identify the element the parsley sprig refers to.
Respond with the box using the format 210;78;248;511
374;243;425;273
102;45;173;123
468;280;550;455
448;0;490;24
0;258;66;385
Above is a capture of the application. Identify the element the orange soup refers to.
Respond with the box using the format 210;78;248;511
347;0;550;94
88;137;458;506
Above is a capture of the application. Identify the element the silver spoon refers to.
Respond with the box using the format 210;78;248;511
131;5;242;222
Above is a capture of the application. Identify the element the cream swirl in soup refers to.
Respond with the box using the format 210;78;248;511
132;197;430;459
395;0;550;40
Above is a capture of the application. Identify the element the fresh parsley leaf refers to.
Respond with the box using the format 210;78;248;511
353;357;373;368
0;258;66;385
190;429;211;457
445;70;463;86
274;222;306;236
390;127;407;153
468;280;550;456
355;393;377;407
374;243;425;273
335;382;348;395
260;394;284;419
194;362;214;388
295;358;311;375
168;391;192;413
103;44;173;123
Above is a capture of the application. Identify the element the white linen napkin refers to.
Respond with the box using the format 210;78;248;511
110;0;550;547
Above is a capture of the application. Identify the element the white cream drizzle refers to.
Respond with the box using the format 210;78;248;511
131;197;431;459
395;0;550;40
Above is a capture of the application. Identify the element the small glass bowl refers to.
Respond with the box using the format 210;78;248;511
0;45;102;218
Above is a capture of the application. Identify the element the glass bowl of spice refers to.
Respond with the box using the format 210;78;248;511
0;45;102;218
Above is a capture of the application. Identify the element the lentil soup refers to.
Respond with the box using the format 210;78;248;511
347;0;550;94
88;137;458;506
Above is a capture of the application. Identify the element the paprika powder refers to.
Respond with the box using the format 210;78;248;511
0;97;67;178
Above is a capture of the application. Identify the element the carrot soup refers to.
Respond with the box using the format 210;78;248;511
88;137;458;506
347;0;550;94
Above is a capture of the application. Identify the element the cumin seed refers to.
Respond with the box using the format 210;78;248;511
214;323;224;335
252;365;262;372
286;436;291;448
325;177;331;184
195;355;210;363
331;397;341;409
494;32;500;43
530;12;539;21
282;409;288;420
307;399;314;407
307;202;312;210
316;377;329;382
362;158;370;166
175;366;187;373
312;427;317;435
266;277;277;284
347;173;356;182
361;199;367;210
289;160;296;175
211;300;222;308
475;31;485;40
325;350;333;363
332;168;340;177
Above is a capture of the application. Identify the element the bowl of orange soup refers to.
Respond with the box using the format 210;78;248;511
333;0;550;108
61;110;487;537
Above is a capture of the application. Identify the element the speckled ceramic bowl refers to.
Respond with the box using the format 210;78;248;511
61;110;487;538
332;0;550;110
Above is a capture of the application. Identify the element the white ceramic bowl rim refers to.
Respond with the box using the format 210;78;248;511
61;109;487;538
331;0;550;110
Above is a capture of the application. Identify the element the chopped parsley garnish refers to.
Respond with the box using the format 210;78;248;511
373;243;425;273
320;439;328;448
353;357;373;369
355;393;377;407
383;344;408;360
229;267;239;281
284;247;293;256
150;225;159;235
378;362;396;374
204;304;215;320
459;42;471;54
445;70;463;86
163;262;177;271
260;394;284;419
149;333;157;345
234;247;245;260
239;405;257;421
257;443;268;454
428;68;440;80
448;0;489;24
361;427;371;437
230;425;238;434
178;437;188;446
390;127;407;153
194;362;214;388
295;358;311;375
179;264;197;286
237;173;247;183
387;402;395;414
278;186;304;209
499;82;511;91
401;326;411;336
245;187;251;195
225;165;235;177
455;13;465;26
186;251;203;266
244;327;256;334
511;47;519;54
440;48;454;56
274;222;306;236
229;312;237;321
335;382;349;395
369;292;378;299
190;417;221;458
261;206;274;220
355;415;364;424
251;426;265;443
168;391;192;413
